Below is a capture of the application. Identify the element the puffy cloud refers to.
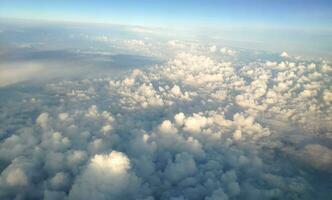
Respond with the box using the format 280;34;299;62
232;129;242;141
294;144;332;172
3;167;28;187
36;112;49;129
124;39;145;46
48;172;70;190
100;124;113;134
209;45;217;53
321;63;332;73
171;85;183;97
280;51;289;58
174;112;186;126
0;41;331;200
183;113;211;133
168;40;186;49
58;113;69;121
323;89;332;104
69;151;143;200
159;120;178;134
265;61;278;67
220;47;237;56
164;152;197;183
90;151;130;174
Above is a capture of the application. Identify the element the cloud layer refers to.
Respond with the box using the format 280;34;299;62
0;43;331;200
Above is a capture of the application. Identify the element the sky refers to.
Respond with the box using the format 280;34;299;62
2;0;331;58
1;0;332;29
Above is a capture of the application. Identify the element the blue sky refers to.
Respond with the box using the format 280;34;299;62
1;0;331;29
1;0;331;58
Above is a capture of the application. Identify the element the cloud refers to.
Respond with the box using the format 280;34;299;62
280;51;289;58
0;62;43;87
220;47;237;56
0;40;331;200
170;85;183;97
183;113;211;134
174;112;186;126
3;166;28;187
209;45;217;53
36;112;49;129
293;144;332;172
164;152;197;183
159;120;178;134
69;151;143;200
232;129;242;141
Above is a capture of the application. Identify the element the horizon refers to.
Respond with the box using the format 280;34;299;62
1;0;332;27
1;16;332;60
1;0;332;59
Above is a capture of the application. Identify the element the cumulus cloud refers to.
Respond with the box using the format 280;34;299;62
69;151;143;200
159;120;178;134
292;144;332;172
183;113;211;133
36;112;49;129
0;40;331;200
220;47;237;56
3;166;28;187
280;51;289;58
164;152;197;183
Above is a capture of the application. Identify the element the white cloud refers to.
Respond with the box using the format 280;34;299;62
183;114;211;133
171;85;183;97
280;51;289;58
174;112;186;126
220;47;237;56
69;151;142;200
36;112;49;129
159;120;178;134
1;41;331;199
209;45;217;53
232;129;242;141
323;89;332;104
58;113;69;121
90;151;130;174
4;167;28;187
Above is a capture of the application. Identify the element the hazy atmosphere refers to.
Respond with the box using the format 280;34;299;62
0;1;331;200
